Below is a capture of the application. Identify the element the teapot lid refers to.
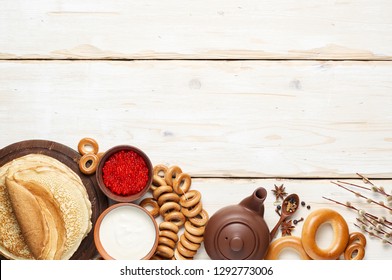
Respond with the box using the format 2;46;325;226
215;222;258;259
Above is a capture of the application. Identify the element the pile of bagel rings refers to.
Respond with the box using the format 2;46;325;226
265;208;366;260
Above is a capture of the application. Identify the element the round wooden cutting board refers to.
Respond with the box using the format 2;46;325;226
0;139;109;260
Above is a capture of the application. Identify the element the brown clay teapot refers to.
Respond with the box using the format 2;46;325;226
204;187;271;259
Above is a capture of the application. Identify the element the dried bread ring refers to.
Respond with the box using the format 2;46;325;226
79;153;99;175
173;173;191;195
157;192;180;206
155;244;174;259
159;202;181;217
264;236;311;260
159;221;179;233
160;230;179;243
180;234;201;251
174;248;192;260
189;209;209;227
151;175;167;191
159;236;176;249
344;243;365;260
153;185;173;200
176;240;197;258
348;232;367;247
164;211;186;227
78;138;99;155
165;166;182;186
139;198;160;218
184;221;205;236
153;164;168;178
150;255;164;260
181;201;203;218
301;208;349;260
184;230;204;244
180;190;201;208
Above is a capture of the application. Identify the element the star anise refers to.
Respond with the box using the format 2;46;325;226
281;219;295;236
272;184;288;201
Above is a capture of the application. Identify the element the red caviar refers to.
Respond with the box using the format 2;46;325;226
102;150;149;196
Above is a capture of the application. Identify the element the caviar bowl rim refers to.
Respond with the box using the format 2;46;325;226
95;145;153;203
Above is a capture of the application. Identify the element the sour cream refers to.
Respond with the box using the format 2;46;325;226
96;204;158;260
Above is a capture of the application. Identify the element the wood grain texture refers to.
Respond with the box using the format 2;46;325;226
0;60;391;178
135;177;392;259
0;0;391;60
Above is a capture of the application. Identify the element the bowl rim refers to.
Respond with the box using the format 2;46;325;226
96;145;153;202
94;203;159;260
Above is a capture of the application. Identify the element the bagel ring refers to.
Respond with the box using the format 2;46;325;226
180;190;201;208
158;236;176;249
176;241;197;258
180;234;201;251
139;198;160;218
151;175;167;191
181;201;203;218
348;232;367;247
189;209;209;227
78;137;99;155
79;153;99;175
301;208;349;260
155;245;174;259
264;236;311;260
159;201;181;217
160;230;179;243
153;185;173;200
173;173;192;194
184;230;204;244
164;211;186;227
344;243;365;260
159;221;179;233
184;221;205;236
157;192;180;206
153;164;168;178
165;165;182;186
174;248;192;260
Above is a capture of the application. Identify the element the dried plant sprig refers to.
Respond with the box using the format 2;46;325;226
323;192;392;247
322;196;392;227
355;173;392;199
331;181;392;212
365;213;392;230
356;217;391;236
354;223;392;246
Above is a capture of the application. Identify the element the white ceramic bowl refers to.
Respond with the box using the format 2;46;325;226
94;203;158;260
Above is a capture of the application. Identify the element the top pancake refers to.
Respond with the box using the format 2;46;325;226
0;154;92;260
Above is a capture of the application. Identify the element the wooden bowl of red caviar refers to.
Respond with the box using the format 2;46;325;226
96;145;153;203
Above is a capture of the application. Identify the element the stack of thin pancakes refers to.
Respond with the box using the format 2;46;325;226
0;154;92;259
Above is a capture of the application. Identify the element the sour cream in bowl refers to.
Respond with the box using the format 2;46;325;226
94;203;158;260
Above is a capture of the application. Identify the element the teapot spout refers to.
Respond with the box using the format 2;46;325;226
239;187;267;217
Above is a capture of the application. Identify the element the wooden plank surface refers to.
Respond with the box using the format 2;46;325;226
1;1;391;261
0;0;391;60
1;60;391;178
135;178;392;259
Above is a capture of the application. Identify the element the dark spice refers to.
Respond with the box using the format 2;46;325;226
272;184;288;201
293;218;304;225
281;219;295;236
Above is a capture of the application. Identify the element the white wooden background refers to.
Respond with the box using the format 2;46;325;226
0;1;391;259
